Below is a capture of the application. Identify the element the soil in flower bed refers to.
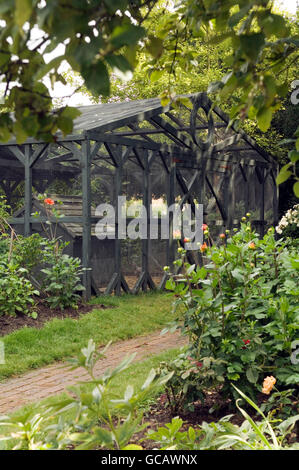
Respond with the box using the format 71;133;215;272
0;299;111;337
129;391;299;449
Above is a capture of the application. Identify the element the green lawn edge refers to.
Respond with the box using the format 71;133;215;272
0;291;174;381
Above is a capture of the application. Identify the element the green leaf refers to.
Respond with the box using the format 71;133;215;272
82;60;110;96
228;5;251;28
239;33;265;61
289;150;299;163
13;121;28;144
150;69;163;83
276;167;292;185
246;367;258;384
15;0;32;27
293;181;299;198
146;37;164;58
60;106;81;120
259;13;288;38
0;0;13;14
122;444;143;450
111;24;145;48
256;107;273;132
35;56;65;81
103;0;128;14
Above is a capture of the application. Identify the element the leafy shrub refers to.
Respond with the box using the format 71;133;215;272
41;254;85;310
163;218;299;406
147;387;299;450
0;261;39;317
0;196;85;315
0;340;172;450
12;233;46;273
158;352;225;413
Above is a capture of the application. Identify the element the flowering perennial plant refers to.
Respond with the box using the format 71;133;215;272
163;219;299;407
276;204;299;238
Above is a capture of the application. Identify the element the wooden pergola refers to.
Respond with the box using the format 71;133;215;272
0;92;279;299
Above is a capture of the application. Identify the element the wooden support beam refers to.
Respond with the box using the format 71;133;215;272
167;161;176;270
105;272;119;295
30;144;49;167
132;271;146;295
142;150;150;291
81;140;92;300
24;146;32;237
149;115;194;149
205;175;227;222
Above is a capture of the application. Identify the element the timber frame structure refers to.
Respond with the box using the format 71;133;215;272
0;92;279;299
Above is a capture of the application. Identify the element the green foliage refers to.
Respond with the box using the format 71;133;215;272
11;233;46;273
0;340;172;450
0;260;38;317
158;352;224;413
260;388;298;421
163;219;299;406
147;387;299;450
0;196;85;314
41;255;85;310
0;0;157;142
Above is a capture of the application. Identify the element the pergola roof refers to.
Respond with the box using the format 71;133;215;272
72;96;166;134
0;93;276;168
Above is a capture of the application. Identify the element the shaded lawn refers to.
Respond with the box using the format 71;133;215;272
0;292;174;380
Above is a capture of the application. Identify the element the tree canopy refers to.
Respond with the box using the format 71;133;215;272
0;1;298;193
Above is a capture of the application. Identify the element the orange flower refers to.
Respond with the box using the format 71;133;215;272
200;242;208;253
249;242;255;250
262;376;276;395
184;237;190;243
219;233;225;239
44;198;55;206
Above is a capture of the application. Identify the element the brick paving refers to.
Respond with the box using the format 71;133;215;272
0;331;186;415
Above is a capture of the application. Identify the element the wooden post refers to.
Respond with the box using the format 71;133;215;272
114;149;122;295
81;140;92;300
168;160;176;270
142;150;150;291
24;146;32;237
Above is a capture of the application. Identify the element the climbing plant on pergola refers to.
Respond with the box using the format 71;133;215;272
0;92;278;299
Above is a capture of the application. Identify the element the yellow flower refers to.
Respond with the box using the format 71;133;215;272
262;376;276;395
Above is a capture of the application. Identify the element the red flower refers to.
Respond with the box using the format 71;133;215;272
44;198;55;206
202;224;208;231
219;233;226;239
184;237;190;243
242;339;250;349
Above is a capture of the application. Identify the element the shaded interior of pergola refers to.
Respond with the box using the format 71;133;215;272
0;92;279;299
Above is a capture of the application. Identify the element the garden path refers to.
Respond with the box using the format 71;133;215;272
0;331;186;415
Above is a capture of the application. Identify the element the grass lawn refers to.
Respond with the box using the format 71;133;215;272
0;291;174;381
